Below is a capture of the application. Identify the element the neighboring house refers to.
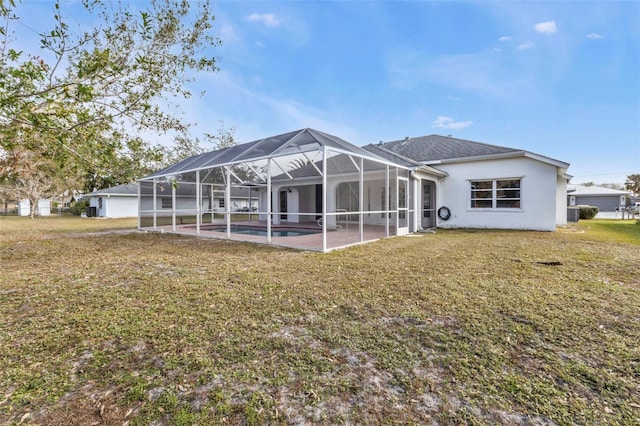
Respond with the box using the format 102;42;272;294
143;184;256;213
87;183;140;218
138;128;571;252
567;184;630;212
18;199;51;217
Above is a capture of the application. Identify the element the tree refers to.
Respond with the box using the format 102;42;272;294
0;180;12;215
205;121;238;150
0;147;62;217
625;174;640;195
162;134;209;168
0;0;220;194
599;183;624;190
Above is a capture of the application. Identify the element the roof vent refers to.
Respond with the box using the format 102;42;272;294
404;136;410;141
377;141;383;146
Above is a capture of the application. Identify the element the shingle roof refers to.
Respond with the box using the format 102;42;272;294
89;183;139;197
362;144;424;168
567;184;631;196
367;134;519;163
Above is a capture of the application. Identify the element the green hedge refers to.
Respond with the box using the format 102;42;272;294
578;205;599;220
69;200;89;216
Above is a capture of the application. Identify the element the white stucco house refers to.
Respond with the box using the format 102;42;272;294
138;129;571;252
87;183;140;218
367;134;570;231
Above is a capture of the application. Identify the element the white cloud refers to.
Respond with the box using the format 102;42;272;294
432;116;473;130
219;24;239;42
518;41;534;50
586;32;604;39
246;13;281;27
498;36;513;42
534;20;557;35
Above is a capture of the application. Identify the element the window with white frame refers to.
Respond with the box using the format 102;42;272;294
470;179;521;209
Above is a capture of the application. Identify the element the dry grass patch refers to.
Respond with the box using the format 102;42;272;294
1;216;639;425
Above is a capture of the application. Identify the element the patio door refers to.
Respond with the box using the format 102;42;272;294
397;177;409;235
421;181;436;229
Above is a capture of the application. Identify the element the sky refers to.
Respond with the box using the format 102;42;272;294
11;1;640;185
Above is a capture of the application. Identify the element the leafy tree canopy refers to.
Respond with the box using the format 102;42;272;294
625;174;640;195
0;0;220;195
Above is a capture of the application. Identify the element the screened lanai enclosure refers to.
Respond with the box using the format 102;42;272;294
139;128;420;252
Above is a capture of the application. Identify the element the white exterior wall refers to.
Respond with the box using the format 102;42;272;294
105;196;138;218
435;157;559;231
89;195;138;217
89;196;99;212
555;173;568;227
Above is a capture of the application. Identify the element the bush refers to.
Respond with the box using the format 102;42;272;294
578;205;599;220
69;200;89;216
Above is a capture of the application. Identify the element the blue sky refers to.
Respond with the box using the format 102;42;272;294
12;1;640;185
185;0;639;185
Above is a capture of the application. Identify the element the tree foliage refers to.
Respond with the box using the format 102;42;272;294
625;174;640;195
598;182;624;191
0;0;220;200
0;146;61;217
205;121;238;151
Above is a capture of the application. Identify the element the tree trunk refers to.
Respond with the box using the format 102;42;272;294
29;198;38;219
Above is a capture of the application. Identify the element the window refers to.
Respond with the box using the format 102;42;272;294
98;198;103;210
470;179;521;209
161;197;172;209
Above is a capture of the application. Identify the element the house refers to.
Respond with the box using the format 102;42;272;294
138;128;570;252
135;183;256;215
367;135;571;231
86;183;140;218
567;184;630;212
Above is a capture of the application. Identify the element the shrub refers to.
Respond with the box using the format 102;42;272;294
578;205;599;220
69;200;89;216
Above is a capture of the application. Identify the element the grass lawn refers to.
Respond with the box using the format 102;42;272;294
1;216;639;425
